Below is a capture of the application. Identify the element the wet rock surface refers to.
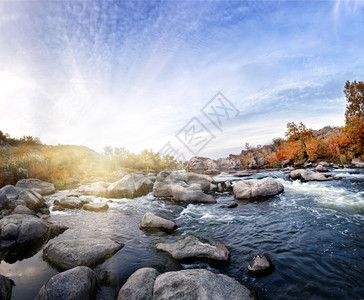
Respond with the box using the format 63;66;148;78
247;254;275;276
156;235;230;263
117;267;159;300
35;266;98;300
43;237;123;270
153;269;256;300
140;212;177;232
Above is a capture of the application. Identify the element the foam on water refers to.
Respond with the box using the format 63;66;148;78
279;178;364;213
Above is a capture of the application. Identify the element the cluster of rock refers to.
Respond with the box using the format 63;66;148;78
153;170;215;204
187;156;242;174
0;179;54;217
76;173;155;199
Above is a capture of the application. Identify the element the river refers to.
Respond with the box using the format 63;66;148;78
0;168;363;299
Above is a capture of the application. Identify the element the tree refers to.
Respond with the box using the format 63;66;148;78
344;80;364;155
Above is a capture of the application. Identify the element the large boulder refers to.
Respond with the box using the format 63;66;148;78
156;235;229;263
76;182;109;197
170;184;216;204
117;268;159;300
0;214;49;249
15;179;55;195
107;174;154;198
352;158;364;168
35;266;98;300
0;275;14;300
233;177;284;199
0;185;19;210
153;170;214;203
43;238;123;270
17;189;45;211
187;157;220;174
153;269;256;299
140;212;177;233
290;169;334;181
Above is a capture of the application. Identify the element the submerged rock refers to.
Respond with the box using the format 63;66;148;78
35;266;98;300
117;268;159;300
247;254;275;276
156;235;229;263
140;212;177;233
220;201;238;208
15;179;55;196
83;202;109;212
43;238;123;270
290;169;334;181
153;269;256;300
107;174;154;198
233;177;284;199
0;275;14;300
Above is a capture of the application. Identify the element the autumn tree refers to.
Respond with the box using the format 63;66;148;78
344;80;364;155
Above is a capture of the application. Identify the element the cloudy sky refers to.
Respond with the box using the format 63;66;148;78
0;0;363;159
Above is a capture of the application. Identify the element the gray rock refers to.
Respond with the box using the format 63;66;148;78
170;184;216;204
153;269;256;300
35;266;98;300
318;161;330;167
247;254;275;276
107;174;154;198
117;268;159;300
0;275;14;300
352;158;364;168
15;179;55;195
83;202;109;212
11;205;36;215
53;198;88;209
156;235;229;263
0;185;19;210
290;169;334;181
18;189;45;211
0;214;49;249
43;238;123;270
140;213;177;233
316;164;328;172
48;223;68;239
233;177;284;199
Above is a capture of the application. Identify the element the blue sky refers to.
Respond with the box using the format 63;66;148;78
0;0;363;159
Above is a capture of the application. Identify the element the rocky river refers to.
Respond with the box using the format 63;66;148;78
0;167;363;299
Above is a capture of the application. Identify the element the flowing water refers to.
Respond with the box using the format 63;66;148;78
0;169;363;300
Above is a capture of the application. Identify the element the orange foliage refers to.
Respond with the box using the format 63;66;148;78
28;164;48;179
276;140;305;161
